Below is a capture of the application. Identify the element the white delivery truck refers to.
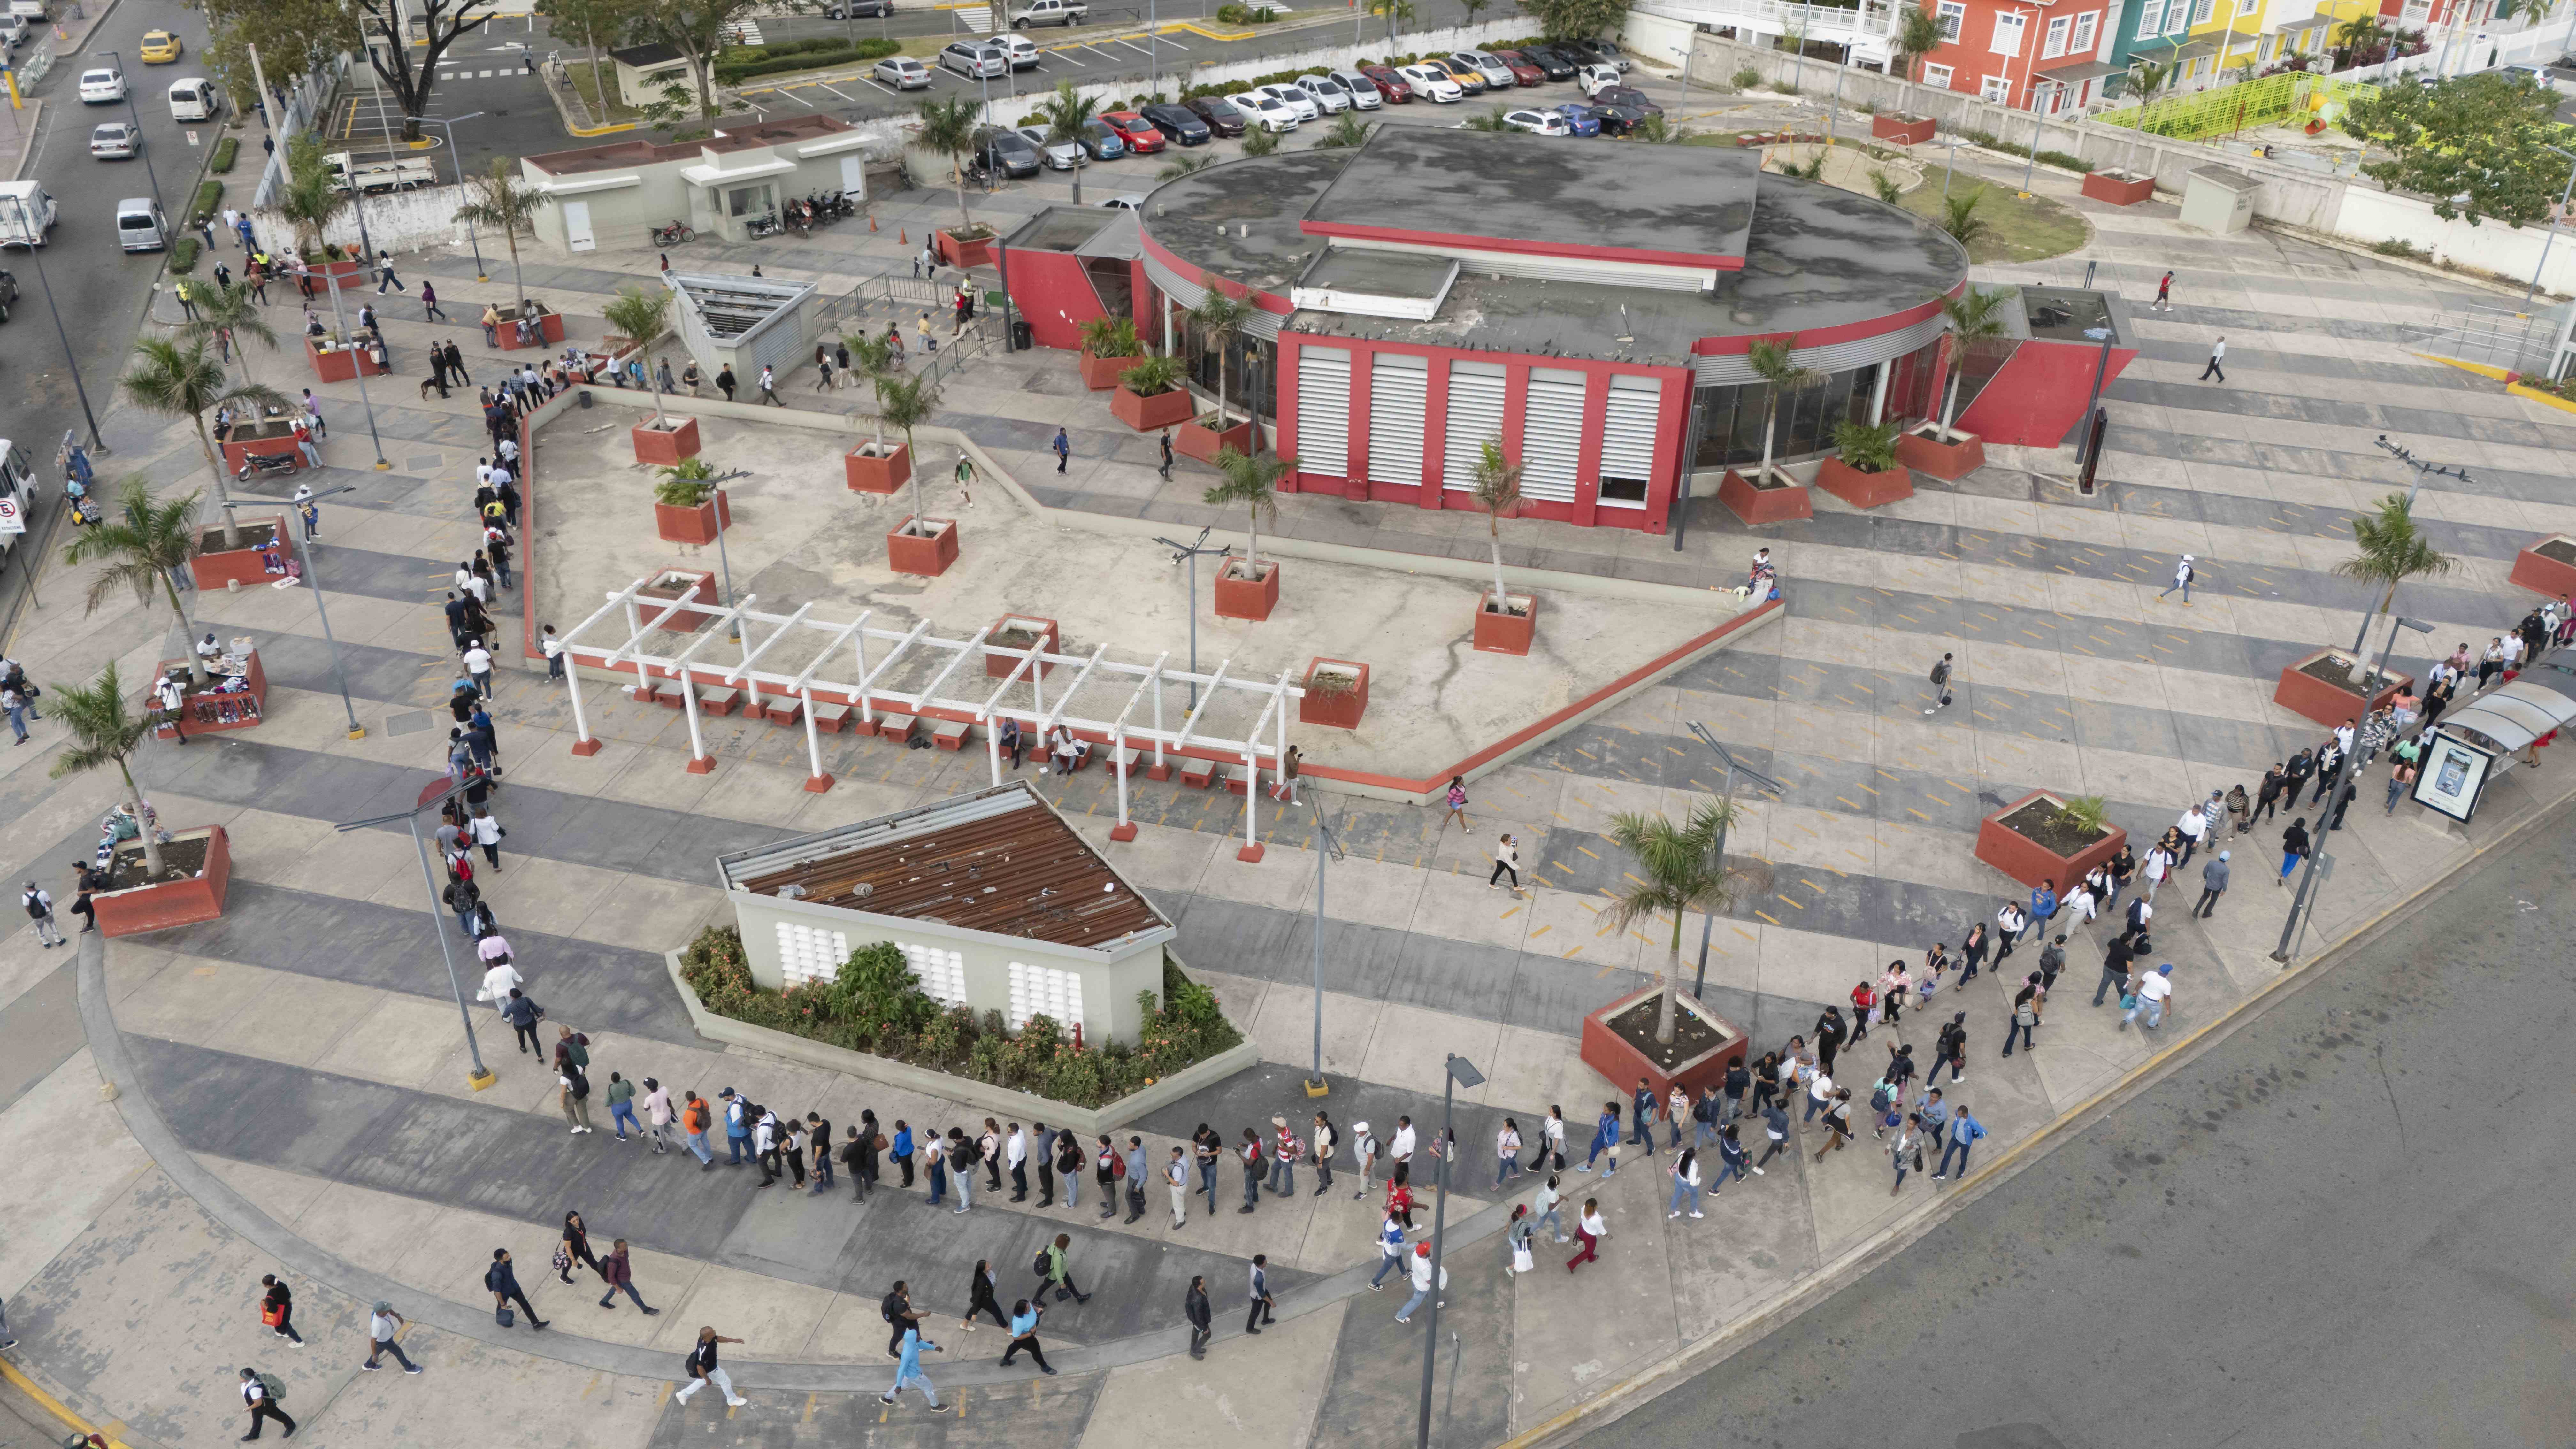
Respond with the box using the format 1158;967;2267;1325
0;179;57;248
322;150;439;195
0;438;42;573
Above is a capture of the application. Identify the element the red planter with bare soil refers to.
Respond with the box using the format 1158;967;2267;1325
306;335;387;382
987;615;1058;678
2508;535;2576;599
889;517;960;577
1717;469;1812;526
1473;594;1537;655
219;424;302;476
1079;350;1139;389
1175;415;1254;464
188;517;294;589
938;228;995;269
1815;456;1913;510
1897;426;1985;480
1974;790;2126;891
305;258;365;292
92;826;233;938
845;442;910;493
1300;657;1369;729
2273;648;2411;729
2082;170;2157;206
654;490;731;546
1213;559;1278;621
636;570;718;632
1578;985;1748;1104
1871;113;1934;145
1111;386;1196;432
633;417;702;465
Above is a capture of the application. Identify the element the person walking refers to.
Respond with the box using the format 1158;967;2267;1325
1931;1011;1967;1085
1036;1233;1091;1304
1755;1098;1791;1171
722;1089;752;1166
2199;336;2226;383
1000;1300;1057;1374
1165;1145;1191;1228
2193;850;2231;919
1993;900;2027;965
1532;1172;1570;1242
1440;776;1474;834
677;1327;749;1408
558;1210;604;1282
597;1241;659;1314
239;1367;297;1438
1565;1200;1608;1273
1812;1087;1854;1159
1666;1146;1704;1220
2278;817;2311;885
259;1275;305;1347
2123;963;2175;1031
1237;1127;1264;1212
604;1072;640;1141
1889;1112;1923;1195
641;1079;675;1154
558;1057;595;1136
2002;980;2040;1057
1495;1118;1523;1187
421;280;447;321
1368;1209;1410;1288
881;1282;923;1360
681;1091;716;1168
1052;426;1071;474
2173;800;2207;868
362;1300;423;1373
1159;428;1175;481
2155;553;2196;605
2387;743;2421;814
1923;651;1955;713
22;882;63;947
959;1260;1008;1332
2152;269;2173;311
880;1325;946;1413
1398;1242;1446;1321
1184;1275;1213;1360
1935;1105;1986;1181
757;364;783;405
1246;1254;1278;1333
375;250;406;293
1489;833;1526;894
1707;1124;1751;1195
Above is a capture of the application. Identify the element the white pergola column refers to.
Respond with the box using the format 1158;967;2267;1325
1112;729;1133;841
801;690;831;793
565;660;600;756
1238;741;1260;862
1149;676;1168;780
987;719;1004;787
681;670;710;773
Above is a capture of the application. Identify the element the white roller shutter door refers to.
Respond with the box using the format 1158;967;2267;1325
1599;375;1661;508
1520;367;1586;503
1368;353;1428;488
1441;360;1508;494
1294;346;1351;480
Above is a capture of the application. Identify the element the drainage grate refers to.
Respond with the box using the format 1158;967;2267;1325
384;709;438;737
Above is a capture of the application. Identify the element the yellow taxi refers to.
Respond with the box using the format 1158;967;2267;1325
137;30;183;63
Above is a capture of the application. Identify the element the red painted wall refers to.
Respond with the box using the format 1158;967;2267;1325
1956;337;2136;446
998;247;1108;351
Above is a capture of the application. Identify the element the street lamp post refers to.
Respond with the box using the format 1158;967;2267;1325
335;780;496;1091
289;482;367;739
1154;526;1223;709
1683;723;1784;1000
4;197;107;453
424;111;490;282
318;248;392;470
1303;796;1344;1094
2271;613;2431;965
1415;1053;1483;1449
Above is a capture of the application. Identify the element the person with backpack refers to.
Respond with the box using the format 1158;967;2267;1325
1931;1012;1968;1085
2003;980;2042;1057
598;1241;659;1314
681;1091;716;1168
1936;1105;1987;1181
485;1250;545;1330
259;1274;304;1347
240;1367;297;1437
1923;651;1955;713
1708;1124;1751;1195
721;1089;752;1167
1236;1128;1263;1213
363;1300;423;1373
676;1326;747;1407
1034;1233;1091;1304
557;1056;595;1135
2155;553;2195;604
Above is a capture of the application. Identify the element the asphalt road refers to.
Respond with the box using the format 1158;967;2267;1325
1584;807;2576;1449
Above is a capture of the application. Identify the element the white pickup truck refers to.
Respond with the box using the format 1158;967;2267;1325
0;179;55;248
323;151;440;195
1008;0;1087;27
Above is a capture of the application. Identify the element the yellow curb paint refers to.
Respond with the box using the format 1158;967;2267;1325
0;1359;131;1449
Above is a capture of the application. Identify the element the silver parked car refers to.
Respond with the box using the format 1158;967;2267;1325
1016;124;1085;170
89;121;139;159
872;55;930;88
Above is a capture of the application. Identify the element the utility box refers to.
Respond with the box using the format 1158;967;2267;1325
2180;165;2259;235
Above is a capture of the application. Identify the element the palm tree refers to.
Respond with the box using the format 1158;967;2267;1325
1745;335;1823;486
1932;285;2011;442
2333;14;2390;54
916;95;984;235
1463;106;1511;132
181;280;279;387
1204;445;1289;592
1367;0;1414;45
880;372;945;534
1239;123;1282;158
121;337;286;551
2125;57;2176;103
1457;0;1487;23
1467;437;1521;617
847;331;901;457
1189;291;1253;431
452;157;543;316
654;456;717;507
601;285;676;428
1939;186;1991;249
49;661;166;878
1895;5;1944;82
64;479;210;685
1158;152;1215;181
1598;803;1739;1045
1313;112;1372;149
2333;493;2454;684
1037;82;1100;206
1628;113;1688;144
274;135;350;262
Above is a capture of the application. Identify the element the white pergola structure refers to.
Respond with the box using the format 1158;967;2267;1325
554;577;1306;862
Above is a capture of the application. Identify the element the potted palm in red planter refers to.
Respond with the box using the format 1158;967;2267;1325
1111;354;1196;432
1579;803;1749;1100
1815;416;1913;509
844;332;911;493
53;663;234;936
1898;284;2008;481
880;371;959;577
1466;438;1537;654
1176;291;1258;463
607;286;698;465
1078;316;1143;390
1975;791;2124;889
1206;445;1289;621
653;458;730;545
1716;335;1821;526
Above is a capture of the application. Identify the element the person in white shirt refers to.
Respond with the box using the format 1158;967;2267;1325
1396;1243;1444;1323
641;1079;676;1154
475;460;495;489
1350;1119;1378;1199
1568;1200;1609;1271
2142;842;2175;902
469;809;505;870
1389;1117;1417;1175
1494;1120;1522;1188
2174;804;2208;868
542;624;566;681
1007;1125;1030;1201
463;643;494;696
478;956;522;1011
1164;1146;1190;1227
2123;964;2175;1030
1540;1107;1566;1173
497;437;520;466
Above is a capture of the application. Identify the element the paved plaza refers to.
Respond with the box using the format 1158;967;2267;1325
1;68;2573;1449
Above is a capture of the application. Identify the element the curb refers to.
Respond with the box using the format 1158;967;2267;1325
0;1355;131;1449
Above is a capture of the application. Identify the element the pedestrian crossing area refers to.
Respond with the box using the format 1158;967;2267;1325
957;6;995;31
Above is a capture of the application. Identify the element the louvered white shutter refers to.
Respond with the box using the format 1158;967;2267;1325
1368;353;1428;488
1441;361;1507;494
1520;368;1586;503
1599;375;1661;507
1294;346;1351;479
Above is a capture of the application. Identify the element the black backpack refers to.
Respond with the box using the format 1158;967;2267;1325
1032;1245;1051;1276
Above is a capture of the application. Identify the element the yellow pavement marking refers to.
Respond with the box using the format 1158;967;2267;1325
1754;910;1781;925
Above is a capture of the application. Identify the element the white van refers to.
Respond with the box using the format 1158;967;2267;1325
5;0;49;20
114;196;168;252
0;179;56;247
168;77;221;122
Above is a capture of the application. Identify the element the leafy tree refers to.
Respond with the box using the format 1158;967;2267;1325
846;331;902;455
2341;71;2569;226
916;96;984;234
1597;802;1739;1046
1189;291;1254;431
621;0;801;120
1038;82;1102;206
1158;152;1214;180
601;285;675;427
1467;438;1521;615
1939;185;1990;249
1745;335;1822;486
1463;105;1511;132
2333;493;2454;683
1518;0;1628;43
1457;0;1490;22
48;662;167;879
452;156;543;314
121;338;285;551
1894;4;1943;82
1239;122;1282;157
1204;446;1290;591
534;0;638;122
1313;112;1373;149
1832;416;1901;472
1932;284;2010;442
2124;57;2176;102
1367;0;1414;46
1118;354;1187;395
64;481;211;686
201;0;349;106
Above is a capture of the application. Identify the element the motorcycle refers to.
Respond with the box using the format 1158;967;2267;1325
650;218;696;245
746;210;782;239
235;451;301;482
827;189;855;219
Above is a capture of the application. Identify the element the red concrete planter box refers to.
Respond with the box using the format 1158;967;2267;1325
1815;456;1913;510
1974;789;2126;892
845;442;910;494
1300;657;1369;729
494;308;567;352
1871;113;1934;145
633;417;702;465
988;615;1058;679
1898;425;1985;481
1213;558;1278;621
1717;468;1812;526
1175;415;1254;464
189;517;295;589
890;517;959;577
2082;170;2156;206
1473;594;1537;655
2273;648;2411;730
306;335;387;382
145;652;268;739
1079;350;1140;389
92;826;233;938
637;569;718;632
1577;984;1747;1104
2508;535;2576;599
938;228;995;269
219;424;302;475
302;257;366;293
1111;386;1196;432
654;490;730;546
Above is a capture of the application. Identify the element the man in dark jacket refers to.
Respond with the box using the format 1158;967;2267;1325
1184;1275;1213;1359
597;1240;659;1313
485;1249;547;1329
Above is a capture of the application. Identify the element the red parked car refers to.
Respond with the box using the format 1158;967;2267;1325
1099;110;1166;152
1358;64;1413;102
1493;49;1546;86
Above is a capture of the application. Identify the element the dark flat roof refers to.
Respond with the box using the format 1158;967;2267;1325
1005;206;1119;255
1301;127;1757;268
526;114;854;177
1298;247;1456;299
1141;151;1344;294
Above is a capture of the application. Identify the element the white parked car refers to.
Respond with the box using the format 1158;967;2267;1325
1501;108;1570;136
1003;34;1041;69
1324;68;1383;109
872;55;931;89
1576;63;1622;97
77;66;126;103
1016;125;1085;170
1253;82;1321;120
89;121;138;157
1226;91;1302;131
1396;64;1463;103
1100;193;1148;209
1293;73;1354;112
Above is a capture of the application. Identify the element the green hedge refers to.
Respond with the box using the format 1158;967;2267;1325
189;179;223;225
210;135;238;174
171;236;200;274
678;926;1243;1109
713;36;901;84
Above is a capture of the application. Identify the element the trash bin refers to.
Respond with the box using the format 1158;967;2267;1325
578;389;592;409
1010;318;1032;352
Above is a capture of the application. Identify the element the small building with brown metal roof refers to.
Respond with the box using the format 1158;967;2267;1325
715;781;1175;1045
